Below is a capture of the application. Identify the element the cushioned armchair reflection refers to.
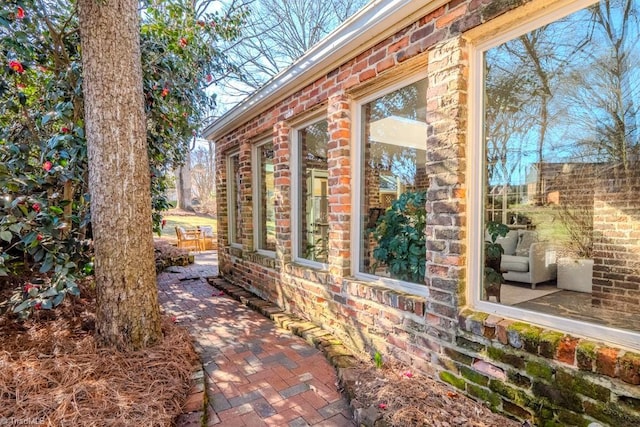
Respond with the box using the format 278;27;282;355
490;229;557;289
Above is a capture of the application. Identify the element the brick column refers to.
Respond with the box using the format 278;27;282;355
214;140;229;249
238;138;253;251
273;121;292;267
327;93;352;279
424;36;468;343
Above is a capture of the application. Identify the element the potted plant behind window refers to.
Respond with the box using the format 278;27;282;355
369;190;426;283
557;205;594;292
484;221;510;302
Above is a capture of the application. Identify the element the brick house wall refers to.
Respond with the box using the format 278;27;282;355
211;1;640;425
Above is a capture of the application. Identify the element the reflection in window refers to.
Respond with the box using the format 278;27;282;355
228;153;241;245
298;120;329;263
257;142;276;252
482;0;640;333
359;78;428;284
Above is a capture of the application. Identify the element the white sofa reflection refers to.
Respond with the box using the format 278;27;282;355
490;229;557;289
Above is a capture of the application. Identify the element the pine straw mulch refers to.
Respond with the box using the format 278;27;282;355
0;281;199;426
349;358;521;427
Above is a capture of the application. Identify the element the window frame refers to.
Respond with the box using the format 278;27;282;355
252;138;276;257
351;73;429;297
291;113;330;269
226;151;242;249
468;0;639;351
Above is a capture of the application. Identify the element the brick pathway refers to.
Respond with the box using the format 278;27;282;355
157;251;354;427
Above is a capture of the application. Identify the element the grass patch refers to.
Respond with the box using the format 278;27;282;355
158;213;217;240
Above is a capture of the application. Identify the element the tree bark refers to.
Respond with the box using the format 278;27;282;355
176;149;193;211
78;0;162;350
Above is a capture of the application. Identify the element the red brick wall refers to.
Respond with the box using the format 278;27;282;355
212;1;640;425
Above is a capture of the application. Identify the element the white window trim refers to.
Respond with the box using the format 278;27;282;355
291;114;330;270
226;151;242;249
351;73;429;298
252;139;276;257
468;0;640;351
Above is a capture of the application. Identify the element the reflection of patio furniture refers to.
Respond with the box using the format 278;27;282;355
198;226;216;250
557;258;593;293
175;226;202;251
490;229;557;289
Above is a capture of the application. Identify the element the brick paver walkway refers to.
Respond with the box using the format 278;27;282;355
157;251;354;427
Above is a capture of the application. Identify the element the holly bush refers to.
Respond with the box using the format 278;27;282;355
0;0;245;316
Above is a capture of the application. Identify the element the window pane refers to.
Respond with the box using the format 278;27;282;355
482;0;640;333
229;153;241;245
298;120;329;262
359;79;428;284
258;143;276;251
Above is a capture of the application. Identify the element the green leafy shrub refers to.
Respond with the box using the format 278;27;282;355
0;0;245;316
370;190;426;284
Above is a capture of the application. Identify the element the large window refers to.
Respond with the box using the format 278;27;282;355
475;0;640;345
254;141;276;253
295;119;329;264
227;152;241;247
357;78;428;287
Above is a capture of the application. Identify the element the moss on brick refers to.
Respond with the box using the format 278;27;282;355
526;360;554;381
583;401;640;427
619;351;640;385
487;346;504;360
489;378;523;402
539;331;564;359
460;365;489;386
555;369;610;402
439;371;465;390
469;311;490;322
576;340;598;371
507;322;542;353
507;370;532;388
456;336;486;353
558;409;591;427
486;346;525;369
532;381;583;413
444;347;473;365
467;383;501;409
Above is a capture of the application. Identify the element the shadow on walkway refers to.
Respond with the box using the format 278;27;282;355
157;251;354;427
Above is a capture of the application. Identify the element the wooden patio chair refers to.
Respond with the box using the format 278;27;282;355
175;226;202;251
198;225;216;250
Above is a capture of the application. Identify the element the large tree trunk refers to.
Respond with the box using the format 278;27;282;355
78;0;162;350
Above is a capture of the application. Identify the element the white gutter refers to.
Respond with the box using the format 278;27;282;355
202;0;445;141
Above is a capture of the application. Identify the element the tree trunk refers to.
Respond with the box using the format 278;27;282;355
176;149;193;210
78;0;162;350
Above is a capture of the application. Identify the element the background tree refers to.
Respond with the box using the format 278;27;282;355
216;0;368;103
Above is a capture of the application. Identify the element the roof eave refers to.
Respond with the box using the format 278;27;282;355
202;0;443;141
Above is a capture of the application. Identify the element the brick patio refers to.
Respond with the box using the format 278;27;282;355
157;251;354;427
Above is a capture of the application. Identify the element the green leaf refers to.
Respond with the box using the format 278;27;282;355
41;287;59;297
13;299;33;313
40;254;54;273
0;230;12;242
53;293;65;306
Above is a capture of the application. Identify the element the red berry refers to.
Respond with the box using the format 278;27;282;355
36;234;43;241
179;37;188;47
32;203;41;212
35;302;42;310
161;88;169;97
16;7;25;19
43;161;53;171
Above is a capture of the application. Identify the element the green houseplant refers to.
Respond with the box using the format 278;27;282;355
370;190;426;283
484;221;510;302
